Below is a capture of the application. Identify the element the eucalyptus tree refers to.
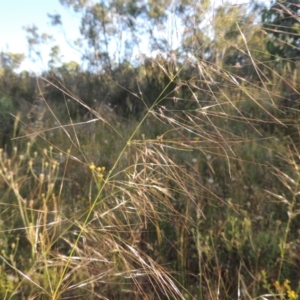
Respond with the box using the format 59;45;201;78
262;0;300;69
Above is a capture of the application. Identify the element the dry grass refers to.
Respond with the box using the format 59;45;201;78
0;1;300;299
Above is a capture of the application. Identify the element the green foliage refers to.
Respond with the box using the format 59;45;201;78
0;52;25;71
262;0;300;67
0;94;14;148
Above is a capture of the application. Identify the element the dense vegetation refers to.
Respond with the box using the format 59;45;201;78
0;0;300;299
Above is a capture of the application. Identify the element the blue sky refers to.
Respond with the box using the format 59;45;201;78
0;0;175;72
0;0;268;73
0;0;82;72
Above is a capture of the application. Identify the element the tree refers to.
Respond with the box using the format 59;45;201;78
0;52;25;71
23;24;53;64
262;0;300;67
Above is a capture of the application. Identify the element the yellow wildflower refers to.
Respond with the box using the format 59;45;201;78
287;290;298;300
89;163;96;170
284;279;291;288
274;281;284;293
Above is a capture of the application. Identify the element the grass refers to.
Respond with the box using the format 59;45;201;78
1;77;300;299
0;1;300;299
